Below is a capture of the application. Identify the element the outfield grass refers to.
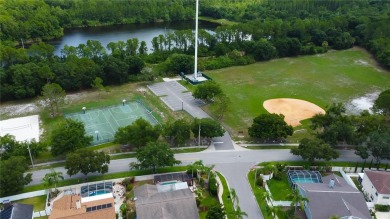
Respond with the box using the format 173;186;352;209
206;48;390;136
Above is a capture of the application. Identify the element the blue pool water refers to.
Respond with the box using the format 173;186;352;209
160;181;177;185
291;178;321;183
89;190;109;197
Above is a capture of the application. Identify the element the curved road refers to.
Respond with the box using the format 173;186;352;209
25;81;365;218
28;149;363;219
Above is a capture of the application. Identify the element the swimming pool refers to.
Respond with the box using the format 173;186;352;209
89;190;109;197
160;181;178;185
287;170;323;188
290;177;321;184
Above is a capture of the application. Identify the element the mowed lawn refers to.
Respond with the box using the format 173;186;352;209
207;48;390;135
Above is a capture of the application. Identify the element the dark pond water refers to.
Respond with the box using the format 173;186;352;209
47;20;218;56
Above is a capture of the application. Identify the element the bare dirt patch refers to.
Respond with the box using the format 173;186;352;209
263;98;325;127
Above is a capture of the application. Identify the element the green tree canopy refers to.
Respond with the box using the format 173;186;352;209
191;118;225;139
210;93;231;121
373;89;390;116
133;142;181;173
65;149;110;177
50;119;92;156
114;118;161;148
206;204;226;219
165;53;194;74
311;103;354;146
0;156;32;196
248;113;293;140
40;83;66;117
164;119;191;147
193;81;223;102
366;131;390;163
291;138;339;163
0;134;47;161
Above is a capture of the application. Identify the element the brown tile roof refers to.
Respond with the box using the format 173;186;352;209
49;195;115;219
365;170;390;194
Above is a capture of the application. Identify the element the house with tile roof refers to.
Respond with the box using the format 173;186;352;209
297;174;371;219
134;184;199;219
49;194;115;219
361;170;390;205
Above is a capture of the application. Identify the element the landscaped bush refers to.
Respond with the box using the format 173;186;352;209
256;176;263;187
209;176;218;196
126;184;133;192
199;177;205;187
196;197;201;206
122;177;135;187
375;204;390;212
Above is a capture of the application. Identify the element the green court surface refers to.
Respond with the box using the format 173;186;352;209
65;101;158;145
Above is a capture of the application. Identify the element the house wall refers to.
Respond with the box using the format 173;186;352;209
297;186;312;219
361;174;390;205
376;194;390;205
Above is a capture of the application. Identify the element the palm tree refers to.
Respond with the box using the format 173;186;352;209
266;205;281;219
287;188;309;212
42;169;64;191
262;191;272;204
230;188;239;207
188;160;204;178
228;206;248;219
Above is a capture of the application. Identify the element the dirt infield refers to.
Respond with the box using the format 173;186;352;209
263;98;325;127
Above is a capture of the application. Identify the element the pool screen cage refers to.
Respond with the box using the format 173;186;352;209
287;170;323;189
81;181;113;198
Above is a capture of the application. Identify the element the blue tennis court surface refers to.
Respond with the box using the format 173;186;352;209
65;101;158;145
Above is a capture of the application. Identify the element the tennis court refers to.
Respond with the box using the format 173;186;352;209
65;101;159;145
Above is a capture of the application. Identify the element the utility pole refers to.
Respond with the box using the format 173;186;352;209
27;144;34;168
194;0;199;79
198;122;201;147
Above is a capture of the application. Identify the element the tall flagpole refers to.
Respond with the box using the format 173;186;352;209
194;0;199;79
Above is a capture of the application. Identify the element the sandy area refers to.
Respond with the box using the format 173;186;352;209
0;115;40;142
263;98;325;127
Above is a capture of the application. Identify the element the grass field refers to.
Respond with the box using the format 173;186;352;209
206;48;390;136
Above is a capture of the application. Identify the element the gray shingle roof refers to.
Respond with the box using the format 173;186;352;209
134;185;199;219
364;170;390;194
298;175;371;219
0;203;33;219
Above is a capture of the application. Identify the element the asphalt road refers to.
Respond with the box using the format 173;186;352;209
27;149;363;219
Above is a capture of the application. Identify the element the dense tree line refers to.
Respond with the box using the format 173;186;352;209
201;0;390;68
0;0;195;42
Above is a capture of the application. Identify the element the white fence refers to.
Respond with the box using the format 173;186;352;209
0;190;46;203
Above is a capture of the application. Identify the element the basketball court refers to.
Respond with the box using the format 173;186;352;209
65;101;159;145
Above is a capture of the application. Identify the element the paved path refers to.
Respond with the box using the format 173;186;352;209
147;81;234;150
